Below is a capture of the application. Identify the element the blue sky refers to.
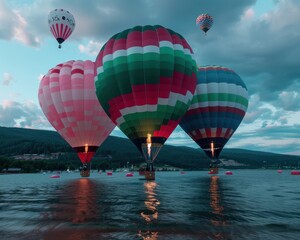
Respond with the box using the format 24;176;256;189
0;0;299;156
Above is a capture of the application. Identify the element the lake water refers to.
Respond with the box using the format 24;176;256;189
0;170;300;240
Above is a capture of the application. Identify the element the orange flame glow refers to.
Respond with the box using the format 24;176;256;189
211;141;214;158
147;133;152;158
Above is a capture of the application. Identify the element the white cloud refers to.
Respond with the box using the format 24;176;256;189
2;72;13;86
13;10;41;46
38;74;44;82
278;91;300;111
166;126;198;148
0;1;40;46
0;1;15;40
242;8;255;20
0;100;52;129
78;40;104;56
263;0;300;31
110;126;127;139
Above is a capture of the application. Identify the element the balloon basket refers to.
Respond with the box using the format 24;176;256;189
145;171;155;180
80;170;90;177
208;167;219;174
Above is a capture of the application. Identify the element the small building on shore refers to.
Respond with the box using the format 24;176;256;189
1;168;22;174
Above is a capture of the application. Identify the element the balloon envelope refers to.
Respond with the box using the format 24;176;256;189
94;25;197;162
196;14;213;34
180;66;249;159
38;60;115;164
48;9;75;48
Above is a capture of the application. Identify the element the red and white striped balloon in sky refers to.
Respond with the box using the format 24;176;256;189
48;9;75;48
38;60;115;164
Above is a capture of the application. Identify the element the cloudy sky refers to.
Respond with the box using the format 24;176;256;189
0;0;299;155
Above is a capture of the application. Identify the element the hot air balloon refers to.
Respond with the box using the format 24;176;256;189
38;60;115;177
196;14;213;35
179;66;248;174
94;25;197;180
48;9;75;48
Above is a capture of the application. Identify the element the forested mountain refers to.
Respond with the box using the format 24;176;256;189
0;126;299;172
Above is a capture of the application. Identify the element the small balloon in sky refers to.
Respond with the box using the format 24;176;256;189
196;13;213;35
48;9;75;48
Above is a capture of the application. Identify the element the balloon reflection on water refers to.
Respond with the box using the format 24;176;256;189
71;178;97;224
138;181;160;240
209;176;226;226
42;178;100;240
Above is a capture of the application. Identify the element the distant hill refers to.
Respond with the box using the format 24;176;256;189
0;126;299;170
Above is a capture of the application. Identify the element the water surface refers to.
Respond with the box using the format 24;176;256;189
1;170;300;239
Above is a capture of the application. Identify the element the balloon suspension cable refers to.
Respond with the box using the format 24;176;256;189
82;163;87;171
146;162;154;171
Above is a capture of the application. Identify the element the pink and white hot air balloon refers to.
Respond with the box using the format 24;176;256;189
38;60;115;175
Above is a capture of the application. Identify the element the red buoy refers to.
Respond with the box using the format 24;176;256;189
50;174;60;178
291;170;300;175
126;172;134;177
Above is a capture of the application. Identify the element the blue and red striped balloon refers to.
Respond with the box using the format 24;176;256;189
179;66;249;159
